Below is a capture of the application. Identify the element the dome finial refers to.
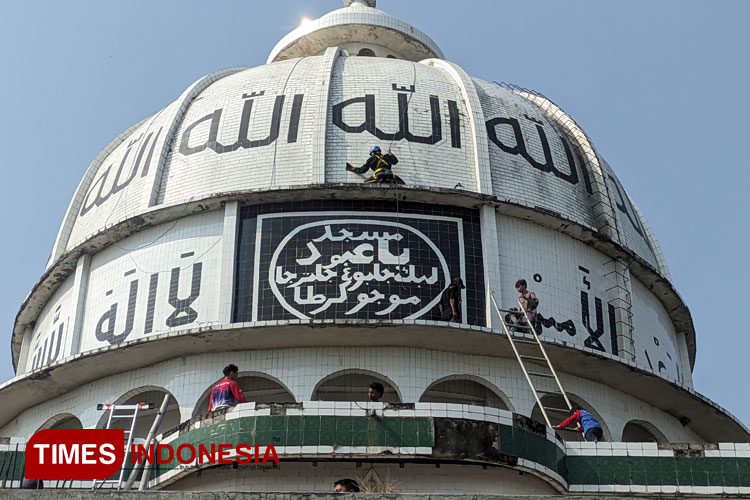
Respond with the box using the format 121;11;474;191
343;0;376;7
269;0;443;63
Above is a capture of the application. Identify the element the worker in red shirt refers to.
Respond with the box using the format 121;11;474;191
555;407;604;442
208;364;247;412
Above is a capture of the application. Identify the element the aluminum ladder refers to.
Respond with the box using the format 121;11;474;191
93;402;153;490
490;292;575;430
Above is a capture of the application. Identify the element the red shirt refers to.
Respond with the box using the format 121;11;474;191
558;409;602;434
558;409;582;429
208;378;247;411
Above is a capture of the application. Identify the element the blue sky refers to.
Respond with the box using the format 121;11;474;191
1;1;748;427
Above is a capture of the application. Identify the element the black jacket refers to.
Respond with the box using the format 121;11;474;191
350;153;398;174
439;284;462;320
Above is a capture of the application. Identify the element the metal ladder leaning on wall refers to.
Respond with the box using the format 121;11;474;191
489;293;574;429
92;402;153;490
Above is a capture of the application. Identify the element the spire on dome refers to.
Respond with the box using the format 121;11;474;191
268;0;443;64
343;0;376;6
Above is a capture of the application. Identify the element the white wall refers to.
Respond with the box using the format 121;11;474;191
65;94;183;251
325;57;478;191
24;275;75;372
160;59;320;204
0;347;700;444
631;277;681;382
59;58;661;272
78;211;223;353
170;461;557;494
495;214;685;382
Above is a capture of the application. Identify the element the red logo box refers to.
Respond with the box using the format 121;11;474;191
25;429;125;479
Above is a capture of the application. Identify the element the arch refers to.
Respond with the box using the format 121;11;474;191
95;386;181;440
357;48;376;57
419;375;514;411
192;371;296;418
530;393;612;442
36;413;83;432
622;420;668;444
312;369;402;403
387;54;397;59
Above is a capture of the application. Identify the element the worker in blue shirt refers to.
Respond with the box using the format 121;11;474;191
555;407;604;442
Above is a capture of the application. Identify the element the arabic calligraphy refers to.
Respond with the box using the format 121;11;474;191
266;219;452;320
80;127;163;217
92;252;205;346
30;303;68;371
332;92;456;147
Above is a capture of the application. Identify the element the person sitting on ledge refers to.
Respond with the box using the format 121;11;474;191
555;406;604;442
515;279;539;326
334;478;360;493
208;364;247;412
346;146;403;184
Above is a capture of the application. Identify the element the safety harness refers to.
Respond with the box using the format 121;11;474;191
373;154;391;176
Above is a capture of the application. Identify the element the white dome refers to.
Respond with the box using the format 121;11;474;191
7;4;747;484
20;0;694;383
51;58;667;276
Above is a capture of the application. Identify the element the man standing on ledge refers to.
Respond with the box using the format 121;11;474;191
208;364;247;412
439;277;465;322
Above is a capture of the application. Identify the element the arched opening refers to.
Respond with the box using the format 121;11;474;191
96;387;181;441
386;54;397;59
36;413;83;432
530;393;611;442
419;375;513;411
192;372;296;418
357;48;376;57
622;420;668;444
312;370;401;403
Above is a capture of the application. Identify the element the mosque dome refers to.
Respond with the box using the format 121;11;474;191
43;1;669;285
3;0;748;495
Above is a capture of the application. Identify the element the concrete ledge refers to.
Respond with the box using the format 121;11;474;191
11;184;694;371
0;492;733;499
1;321;744;441
3;405;750;496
